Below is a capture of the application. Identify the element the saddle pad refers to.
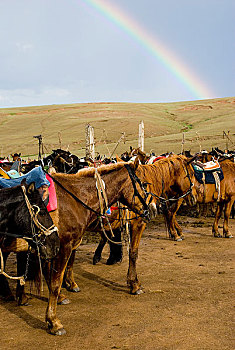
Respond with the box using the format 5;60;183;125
46;174;57;212
193;160;220;172
193;166;224;184
0;166;50;189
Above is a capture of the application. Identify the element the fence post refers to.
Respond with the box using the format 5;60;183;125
85;124;95;160
138;120;144;151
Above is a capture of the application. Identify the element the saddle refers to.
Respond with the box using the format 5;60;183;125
192;160;224;201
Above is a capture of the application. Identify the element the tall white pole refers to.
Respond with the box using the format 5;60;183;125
138;120;144;151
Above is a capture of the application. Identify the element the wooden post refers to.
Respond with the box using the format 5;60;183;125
58;132;62;149
33;134;43;160
181;133;185;154
85;124;95;160
138;120;144;151
110;132;126;158
196;132;201;153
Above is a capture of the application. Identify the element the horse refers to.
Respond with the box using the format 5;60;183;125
63;154;197;313
0;181;60;303
37;159;152;335
165;156;235;240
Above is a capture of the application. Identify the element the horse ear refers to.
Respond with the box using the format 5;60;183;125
116;155;122;162
27;182;36;194
133;156;139;170
187;155;198;164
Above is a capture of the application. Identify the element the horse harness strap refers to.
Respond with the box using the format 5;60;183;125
124;164;151;217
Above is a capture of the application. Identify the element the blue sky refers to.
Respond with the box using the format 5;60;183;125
0;0;234;108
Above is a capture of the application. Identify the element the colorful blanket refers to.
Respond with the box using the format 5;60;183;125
192;162;224;184
0;166;50;189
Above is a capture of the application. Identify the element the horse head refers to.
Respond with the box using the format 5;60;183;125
15;181;60;260
124;158;154;222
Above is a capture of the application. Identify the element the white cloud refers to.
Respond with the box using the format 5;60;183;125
15;42;34;53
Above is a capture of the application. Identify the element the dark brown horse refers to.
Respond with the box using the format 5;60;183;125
41;160;152;335
165;157;235;239
0;182;60;302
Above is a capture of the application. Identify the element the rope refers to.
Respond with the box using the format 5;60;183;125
21;185;58;237
0;247;25;285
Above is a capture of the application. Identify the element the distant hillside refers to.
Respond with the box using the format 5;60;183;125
0;97;234;159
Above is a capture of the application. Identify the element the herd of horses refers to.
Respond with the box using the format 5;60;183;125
0;146;234;335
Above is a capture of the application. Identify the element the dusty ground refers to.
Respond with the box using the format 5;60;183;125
0;216;234;350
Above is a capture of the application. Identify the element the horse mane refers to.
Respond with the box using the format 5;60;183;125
137;154;187;189
54;161;127;179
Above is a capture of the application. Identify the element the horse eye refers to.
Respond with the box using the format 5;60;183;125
143;183;148;190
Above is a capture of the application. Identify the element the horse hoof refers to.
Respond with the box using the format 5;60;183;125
175;238;182;242
214;235;222;238
106;258;122;265
58;298;71;305
225;235;233;238
93;255;101;265
71;286;80;293
131;288;144;295
55;328;66;336
134;289;144;295
50;327;67;336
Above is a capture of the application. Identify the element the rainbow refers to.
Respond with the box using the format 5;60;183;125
83;0;213;100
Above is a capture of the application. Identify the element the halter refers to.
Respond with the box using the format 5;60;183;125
124;163;152;221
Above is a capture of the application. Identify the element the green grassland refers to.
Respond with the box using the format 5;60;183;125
0;97;234;159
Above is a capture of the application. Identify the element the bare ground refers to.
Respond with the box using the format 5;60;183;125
0;216;234;350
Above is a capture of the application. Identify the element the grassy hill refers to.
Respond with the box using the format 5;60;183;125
0;97;234;159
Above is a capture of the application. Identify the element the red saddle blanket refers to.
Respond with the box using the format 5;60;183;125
46;174;57;212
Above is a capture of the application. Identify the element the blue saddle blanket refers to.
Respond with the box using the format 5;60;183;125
0;166;50;189
192;165;224;184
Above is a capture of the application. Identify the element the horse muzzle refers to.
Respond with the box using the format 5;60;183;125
39;229;60;260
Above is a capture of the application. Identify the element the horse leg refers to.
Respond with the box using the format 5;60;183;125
127;219;146;294
62;250;80;292
212;202;224;237
0;252;15;301
165;200;183;241
44;245;72;335
106;228;123;265
93;232;107;265
223;200;234;238
174;219;184;240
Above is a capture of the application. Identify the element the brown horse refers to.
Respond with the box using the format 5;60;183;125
41;160;152;335
165;157;235;239
62;155;197;318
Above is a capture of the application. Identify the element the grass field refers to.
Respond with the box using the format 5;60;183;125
0;97;234;159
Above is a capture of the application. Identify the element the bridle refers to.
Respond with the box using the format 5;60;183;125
124;163;152;221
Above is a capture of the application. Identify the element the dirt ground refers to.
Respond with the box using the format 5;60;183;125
0;215;234;350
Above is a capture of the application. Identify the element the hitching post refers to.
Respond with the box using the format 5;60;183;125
85;124;95;160
138;120;144;151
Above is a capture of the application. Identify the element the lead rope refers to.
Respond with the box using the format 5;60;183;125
30;216;44;292
0;247;26;285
